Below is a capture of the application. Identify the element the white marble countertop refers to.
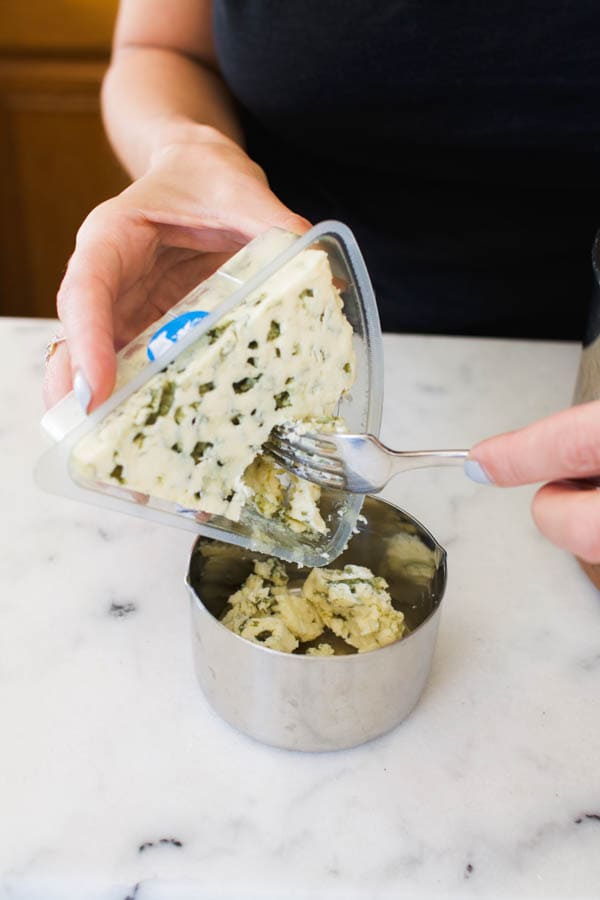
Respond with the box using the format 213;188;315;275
1;317;599;900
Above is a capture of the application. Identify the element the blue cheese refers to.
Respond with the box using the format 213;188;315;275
301;565;406;653
235;615;299;654
275;589;323;642
380;533;438;584
221;558;320;651
71;249;355;526
242;415;348;534
243;454;327;534
221;558;407;655
306;643;335;656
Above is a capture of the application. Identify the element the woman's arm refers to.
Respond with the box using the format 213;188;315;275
102;0;243;176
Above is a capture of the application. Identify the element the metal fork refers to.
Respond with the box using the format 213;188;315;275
266;430;469;493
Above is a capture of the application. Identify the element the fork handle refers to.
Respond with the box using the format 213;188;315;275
388;449;470;475
389;449;600;487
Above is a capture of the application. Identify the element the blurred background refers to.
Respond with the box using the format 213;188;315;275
0;0;127;319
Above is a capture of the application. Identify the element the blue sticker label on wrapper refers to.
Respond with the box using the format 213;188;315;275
147;310;210;361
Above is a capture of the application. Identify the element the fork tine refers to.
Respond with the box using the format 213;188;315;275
277;430;339;456
265;445;346;490
267;441;344;476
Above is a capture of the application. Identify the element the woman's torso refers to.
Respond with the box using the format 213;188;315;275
213;1;600;338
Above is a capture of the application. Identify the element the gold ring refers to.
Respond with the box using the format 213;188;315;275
44;333;67;366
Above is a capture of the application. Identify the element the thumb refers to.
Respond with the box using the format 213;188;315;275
468;401;600;486
56;206;134;412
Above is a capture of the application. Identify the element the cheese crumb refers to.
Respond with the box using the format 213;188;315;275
380;533;438;584
302;565;406;653
221;558;407;654
306;643;335;656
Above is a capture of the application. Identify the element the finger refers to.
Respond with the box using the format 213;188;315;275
469;401;600;486
43;341;73;408
57;205;154;412
531;481;600;562
57;257;116;413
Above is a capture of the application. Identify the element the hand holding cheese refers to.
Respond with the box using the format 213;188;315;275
42;2;359;547
44;128;310;413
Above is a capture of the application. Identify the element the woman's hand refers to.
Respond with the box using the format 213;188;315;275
44;126;310;412
467;400;600;563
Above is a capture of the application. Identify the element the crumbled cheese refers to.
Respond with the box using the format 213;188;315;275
276;590;323;642
306;643;335;656
221;558;407;654
221;561;295;650
302;565;406;653
291;415;348;436
71;249;355;530
241;415;348;535
235;615;299;654
252;557;288;586
242;453;327;535
242;454;285;519
285;477;326;534
380;533;438;584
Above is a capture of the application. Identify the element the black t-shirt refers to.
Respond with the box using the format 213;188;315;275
213;2;600;339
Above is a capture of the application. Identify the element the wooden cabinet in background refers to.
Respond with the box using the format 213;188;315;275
0;0;129;318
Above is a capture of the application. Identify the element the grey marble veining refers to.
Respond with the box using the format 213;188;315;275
1;319;599;900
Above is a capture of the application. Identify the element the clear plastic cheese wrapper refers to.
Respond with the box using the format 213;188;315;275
36;221;383;566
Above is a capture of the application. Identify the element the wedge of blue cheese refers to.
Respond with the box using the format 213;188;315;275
71;249;355;525
221;558;407;655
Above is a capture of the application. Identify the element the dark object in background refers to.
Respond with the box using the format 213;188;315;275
572;232;600;589
214;0;599;340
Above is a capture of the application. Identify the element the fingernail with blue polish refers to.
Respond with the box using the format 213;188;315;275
73;370;92;413
464;459;494;485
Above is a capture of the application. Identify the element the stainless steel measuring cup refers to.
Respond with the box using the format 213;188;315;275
186;495;447;752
